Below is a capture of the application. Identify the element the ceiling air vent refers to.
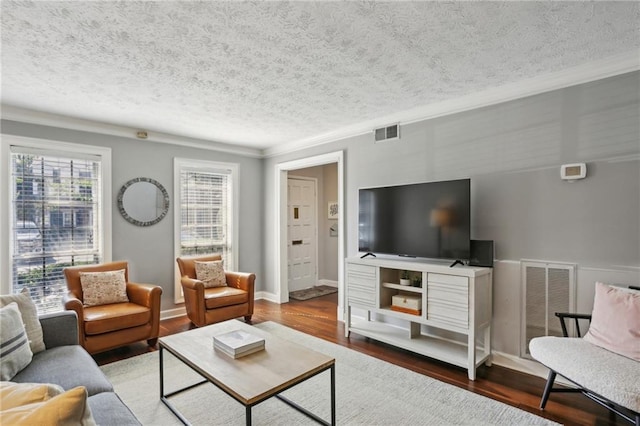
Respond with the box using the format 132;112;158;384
374;124;400;143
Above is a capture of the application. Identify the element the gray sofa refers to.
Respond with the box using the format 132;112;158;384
11;311;140;425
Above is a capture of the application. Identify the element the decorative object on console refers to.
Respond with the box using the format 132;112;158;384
391;294;422;316
117;177;170;227
412;275;422;287
400;270;411;286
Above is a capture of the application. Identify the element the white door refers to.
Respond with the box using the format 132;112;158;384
287;177;317;292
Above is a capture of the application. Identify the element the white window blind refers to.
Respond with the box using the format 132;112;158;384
179;168;234;268
10;148;104;313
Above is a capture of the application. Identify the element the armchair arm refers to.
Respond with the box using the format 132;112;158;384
180;277;206;291
225;271;256;293
180;276;206;326
127;282;163;309
63;292;85;344
39;311;78;348
555;312;592;337
226;272;256;316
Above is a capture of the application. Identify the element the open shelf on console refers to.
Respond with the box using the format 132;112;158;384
349;318;490;370
382;282;422;293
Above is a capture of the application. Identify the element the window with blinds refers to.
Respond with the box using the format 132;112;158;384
9;146;106;314
174;158;238;303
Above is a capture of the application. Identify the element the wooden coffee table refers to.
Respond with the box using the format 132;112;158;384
159;320;335;425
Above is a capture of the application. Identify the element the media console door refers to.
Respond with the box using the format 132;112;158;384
345;257;493;380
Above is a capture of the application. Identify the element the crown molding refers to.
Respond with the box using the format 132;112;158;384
0;105;263;158
262;50;640;158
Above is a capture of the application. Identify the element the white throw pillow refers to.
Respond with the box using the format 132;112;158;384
195;260;227;288
79;269;129;307
0;288;45;354
0;303;33;381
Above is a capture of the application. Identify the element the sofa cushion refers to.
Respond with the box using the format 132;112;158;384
0;303;33;380
204;286;248;309
0;382;96;426
88;391;141;426
583;282;640;361
195;260;227;288
80;269;129;307
0;288;46;353
83;303;151;336
12;345;113;396
529;336;640;411
0;381;63;409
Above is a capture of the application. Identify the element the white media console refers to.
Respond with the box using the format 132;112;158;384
345;256;493;380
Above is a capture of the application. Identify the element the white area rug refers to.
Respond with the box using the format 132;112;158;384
100;321;557;425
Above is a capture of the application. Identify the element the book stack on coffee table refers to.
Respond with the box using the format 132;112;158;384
213;329;265;359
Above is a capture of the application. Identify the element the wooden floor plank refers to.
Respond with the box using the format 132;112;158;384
92;294;619;426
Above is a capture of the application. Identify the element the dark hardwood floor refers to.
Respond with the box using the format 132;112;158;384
93;294;620;426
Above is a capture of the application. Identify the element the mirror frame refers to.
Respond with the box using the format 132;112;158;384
117;177;170;227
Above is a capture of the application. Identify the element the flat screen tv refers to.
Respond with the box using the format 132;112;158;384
358;179;471;261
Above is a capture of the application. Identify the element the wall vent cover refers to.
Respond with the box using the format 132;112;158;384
520;260;576;358
374;124;400;142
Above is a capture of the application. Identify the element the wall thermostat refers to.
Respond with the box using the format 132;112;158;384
560;163;587;181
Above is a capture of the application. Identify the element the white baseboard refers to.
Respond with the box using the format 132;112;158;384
255;291;279;303
160;306;186;320
318;279;338;288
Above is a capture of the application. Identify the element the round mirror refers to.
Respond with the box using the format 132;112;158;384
117;177;169;226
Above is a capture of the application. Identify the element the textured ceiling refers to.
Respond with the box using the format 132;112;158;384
1;1;639;152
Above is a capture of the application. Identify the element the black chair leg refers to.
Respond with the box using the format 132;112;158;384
540;370;557;409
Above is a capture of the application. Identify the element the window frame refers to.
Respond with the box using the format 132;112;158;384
173;157;239;304
0;135;112;302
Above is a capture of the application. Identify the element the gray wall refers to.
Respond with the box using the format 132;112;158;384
263;71;640;356
1;121;263;311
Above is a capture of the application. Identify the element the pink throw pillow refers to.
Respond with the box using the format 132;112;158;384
583;282;640;361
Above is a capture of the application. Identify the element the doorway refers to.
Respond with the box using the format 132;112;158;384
287;176;318;293
275;151;344;320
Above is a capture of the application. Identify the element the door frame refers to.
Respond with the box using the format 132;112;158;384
275;151;344;321
287;175;319;293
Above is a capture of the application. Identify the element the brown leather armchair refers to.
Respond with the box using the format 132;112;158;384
176;255;255;327
63;261;162;354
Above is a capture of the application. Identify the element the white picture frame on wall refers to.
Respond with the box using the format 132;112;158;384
328;202;338;220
